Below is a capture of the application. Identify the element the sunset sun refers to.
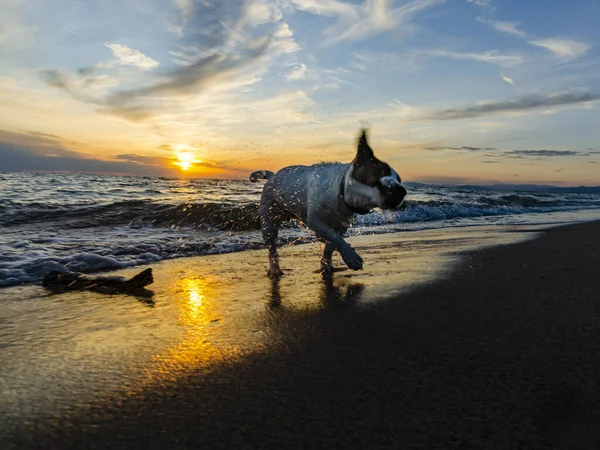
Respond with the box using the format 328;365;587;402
175;152;198;171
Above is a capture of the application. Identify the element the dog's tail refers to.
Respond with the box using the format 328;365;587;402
249;170;274;182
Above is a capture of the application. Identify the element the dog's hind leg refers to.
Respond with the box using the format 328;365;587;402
260;202;284;279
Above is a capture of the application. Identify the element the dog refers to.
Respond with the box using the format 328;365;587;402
250;129;406;278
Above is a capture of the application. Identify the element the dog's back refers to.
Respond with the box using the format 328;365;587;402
260;163;349;224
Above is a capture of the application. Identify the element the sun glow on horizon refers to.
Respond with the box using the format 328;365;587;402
174;151;199;171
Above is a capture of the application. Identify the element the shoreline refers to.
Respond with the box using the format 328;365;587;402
3;206;600;289
3;220;600;448
2;221;546;297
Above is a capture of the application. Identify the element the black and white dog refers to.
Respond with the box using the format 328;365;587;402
250;129;406;278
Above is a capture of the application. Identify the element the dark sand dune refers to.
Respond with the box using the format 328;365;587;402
4;222;600;449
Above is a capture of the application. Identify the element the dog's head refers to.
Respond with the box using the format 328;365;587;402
349;129;406;210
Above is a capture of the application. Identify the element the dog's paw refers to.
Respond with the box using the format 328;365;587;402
341;248;363;271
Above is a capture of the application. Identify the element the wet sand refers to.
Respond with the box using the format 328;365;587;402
2;222;600;448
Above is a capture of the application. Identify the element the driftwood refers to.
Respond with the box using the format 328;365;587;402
42;268;154;299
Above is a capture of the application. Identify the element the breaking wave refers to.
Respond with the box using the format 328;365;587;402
1;200;261;231
1;172;599;287
3;193;597;231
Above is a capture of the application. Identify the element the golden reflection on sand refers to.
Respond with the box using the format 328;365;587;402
179;278;210;326
142;276;245;385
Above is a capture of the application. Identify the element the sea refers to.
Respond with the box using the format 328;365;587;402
1;171;600;288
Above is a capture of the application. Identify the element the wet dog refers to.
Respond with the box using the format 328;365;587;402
250;129;406;278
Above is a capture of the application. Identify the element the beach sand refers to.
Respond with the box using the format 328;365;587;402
1;221;600;448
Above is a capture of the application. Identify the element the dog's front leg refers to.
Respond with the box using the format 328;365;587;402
320;241;335;278
308;219;363;271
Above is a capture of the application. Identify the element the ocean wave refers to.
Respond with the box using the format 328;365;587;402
0;200;262;231
2;172;600;289
2;192;600;231
478;194;561;208
358;201;592;226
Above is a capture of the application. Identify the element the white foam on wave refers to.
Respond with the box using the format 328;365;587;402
0;225;314;287
356;203;596;227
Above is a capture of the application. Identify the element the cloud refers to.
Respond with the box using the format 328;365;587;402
420;50;523;67
270;22;301;54
169;0;297;57
106;37;272;107
174;0;194;20
114;153;172;165
529;39;590;60
413;174;485;185
104;43;160;70
350;61;366;71
469;0;591;65
418;90;600;121
0;129;239;177
506;150;577;157
235;90;317;124
476;18;526;37
77;66;99;76
40;70;103;105
291;0;444;44
41;1;300;122
425;146;496;151
426;144;585;158
466;0;496;16
0;130;167;175
469;2;589;62
246;0;285;24
500;72;515;86
114;153;229;171
285;63;307;80
467;0;493;7
352;50;423;71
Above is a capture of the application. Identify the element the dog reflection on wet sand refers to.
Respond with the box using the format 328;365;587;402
268;277;364;309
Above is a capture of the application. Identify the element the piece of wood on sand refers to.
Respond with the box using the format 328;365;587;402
42;268;155;301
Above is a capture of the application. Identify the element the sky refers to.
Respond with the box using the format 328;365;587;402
1;0;599;185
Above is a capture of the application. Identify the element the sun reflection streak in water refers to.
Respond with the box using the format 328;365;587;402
141;276;244;386
180;278;208;326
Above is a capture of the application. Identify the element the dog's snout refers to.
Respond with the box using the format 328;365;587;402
381;183;406;209
395;184;407;200
389;183;406;200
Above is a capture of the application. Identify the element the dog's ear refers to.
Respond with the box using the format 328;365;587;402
355;129;374;166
